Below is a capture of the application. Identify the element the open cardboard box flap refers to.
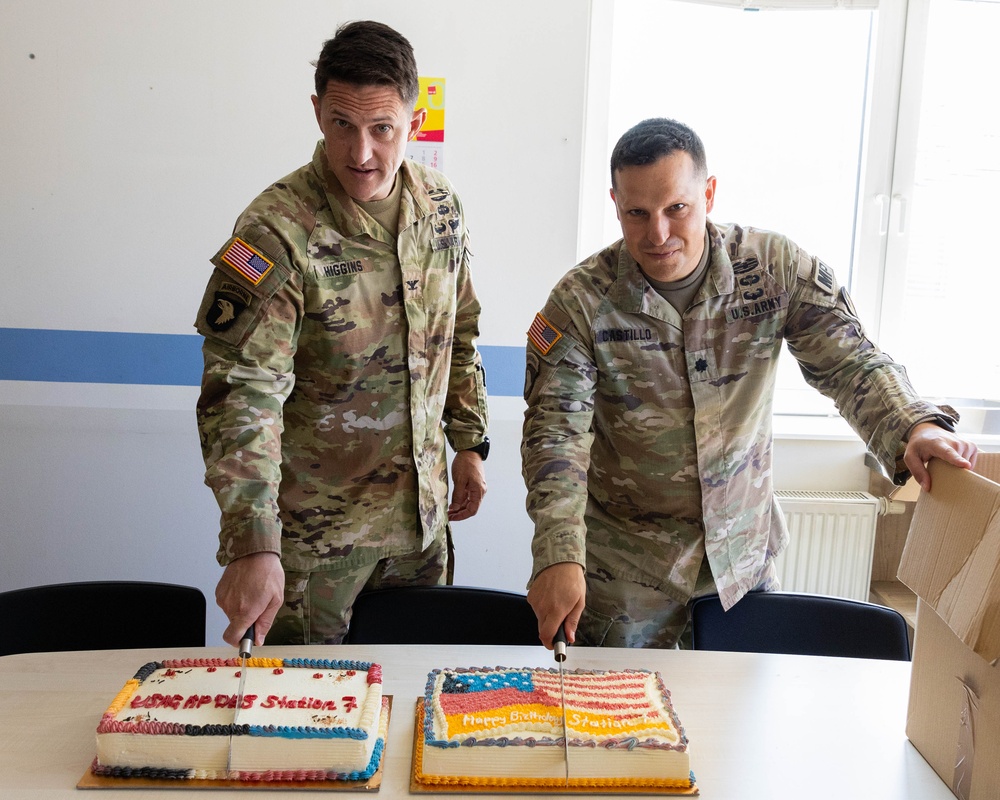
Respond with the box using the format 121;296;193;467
898;455;1000;665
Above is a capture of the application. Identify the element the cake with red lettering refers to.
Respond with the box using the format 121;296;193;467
414;666;695;792
93;658;386;783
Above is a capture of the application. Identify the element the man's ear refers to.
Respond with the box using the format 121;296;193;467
408;107;427;141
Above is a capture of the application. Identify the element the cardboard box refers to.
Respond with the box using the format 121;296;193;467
898;454;1000;800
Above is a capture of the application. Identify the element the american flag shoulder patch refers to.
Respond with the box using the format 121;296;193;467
220;237;274;285
527;312;562;355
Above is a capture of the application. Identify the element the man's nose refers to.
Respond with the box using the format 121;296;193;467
647;214;669;245
350;131;374;165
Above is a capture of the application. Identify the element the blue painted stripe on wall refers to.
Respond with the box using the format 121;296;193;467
0;328;525;397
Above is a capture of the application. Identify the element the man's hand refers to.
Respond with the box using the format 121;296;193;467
903;422;978;492
448;449;487;521
215;552;285;647
527;562;586;649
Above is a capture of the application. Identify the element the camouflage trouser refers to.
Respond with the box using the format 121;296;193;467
267;528;453;645
577;553;780;649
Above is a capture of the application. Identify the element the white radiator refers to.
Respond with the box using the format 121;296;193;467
772;490;884;602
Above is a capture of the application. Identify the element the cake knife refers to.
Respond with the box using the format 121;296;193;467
226;623;254;779
553;621;570;785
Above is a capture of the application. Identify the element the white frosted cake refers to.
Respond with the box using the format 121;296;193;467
415;666;694;791
93;658;386;782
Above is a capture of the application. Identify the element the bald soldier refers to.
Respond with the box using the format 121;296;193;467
196;21;489;647
522;117;976;649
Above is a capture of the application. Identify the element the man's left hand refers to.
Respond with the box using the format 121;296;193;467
448;449;487;521
903;422;978;492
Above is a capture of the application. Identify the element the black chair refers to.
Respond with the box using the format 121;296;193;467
0;581;207;656
690;591;911;661
345;585;540;645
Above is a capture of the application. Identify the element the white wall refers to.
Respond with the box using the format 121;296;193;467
0;0;917;646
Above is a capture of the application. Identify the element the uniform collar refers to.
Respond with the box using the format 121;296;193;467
310;141;436;238
613;220;736;314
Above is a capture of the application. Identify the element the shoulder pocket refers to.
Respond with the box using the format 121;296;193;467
195;230;291;349
794;256;840;310
527;311;578;365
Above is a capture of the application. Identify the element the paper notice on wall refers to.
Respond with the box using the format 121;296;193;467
407;77;445;171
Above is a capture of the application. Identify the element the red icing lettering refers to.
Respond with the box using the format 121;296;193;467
273;668;283;675
130;693;183;710
182;694;214;710
342;696;358;712
262;695;277;709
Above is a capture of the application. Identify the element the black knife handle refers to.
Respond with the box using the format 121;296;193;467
239;624;255;659
553;622;568;663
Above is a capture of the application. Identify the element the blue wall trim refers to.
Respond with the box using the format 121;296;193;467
0;328;525;397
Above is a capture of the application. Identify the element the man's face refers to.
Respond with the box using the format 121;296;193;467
312;80;425;202
610;151;716;282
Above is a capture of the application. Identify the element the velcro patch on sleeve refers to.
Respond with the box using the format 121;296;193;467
220;237;275;285
527;312;563;355
812;258;837;295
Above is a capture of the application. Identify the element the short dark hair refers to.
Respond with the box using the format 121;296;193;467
313;20;419;106
610;118;708;188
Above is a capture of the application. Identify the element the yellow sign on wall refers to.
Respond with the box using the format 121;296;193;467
407;77;445;170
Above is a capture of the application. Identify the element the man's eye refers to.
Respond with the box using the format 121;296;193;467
375;124;392;135
627;209;646;217
333;119;351;129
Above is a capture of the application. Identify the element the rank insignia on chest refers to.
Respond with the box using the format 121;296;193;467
221;237;274;285
527;312;562;355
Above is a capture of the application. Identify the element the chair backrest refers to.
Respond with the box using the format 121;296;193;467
0;581;207;656
690;591;911;661
345;585;540;645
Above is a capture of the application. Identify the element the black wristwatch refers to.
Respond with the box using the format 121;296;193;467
464;437;490;461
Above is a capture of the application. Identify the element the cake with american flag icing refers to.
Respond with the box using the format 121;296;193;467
415;666;694;791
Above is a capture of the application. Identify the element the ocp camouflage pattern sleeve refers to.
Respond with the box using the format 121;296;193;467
522;299;599;576
442;229;489;451
196;224;302;564
780;242;957;483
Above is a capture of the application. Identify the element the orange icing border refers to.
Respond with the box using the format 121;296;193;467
412;721;693;790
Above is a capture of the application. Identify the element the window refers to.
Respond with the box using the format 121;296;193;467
876;0;1000;430
588;0;999;435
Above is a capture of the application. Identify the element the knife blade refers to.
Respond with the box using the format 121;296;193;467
226;624;254;779
553;621;570;785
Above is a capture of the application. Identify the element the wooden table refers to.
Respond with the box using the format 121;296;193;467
0;644;951;798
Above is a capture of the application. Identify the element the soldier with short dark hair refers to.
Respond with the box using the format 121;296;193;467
196;20;489;647
523;117;976;650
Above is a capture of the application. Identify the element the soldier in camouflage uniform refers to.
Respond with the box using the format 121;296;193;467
195;21;489;647
522;118;976;649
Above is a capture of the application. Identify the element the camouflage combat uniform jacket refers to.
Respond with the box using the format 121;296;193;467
522;221;955;611
196;142;488;573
